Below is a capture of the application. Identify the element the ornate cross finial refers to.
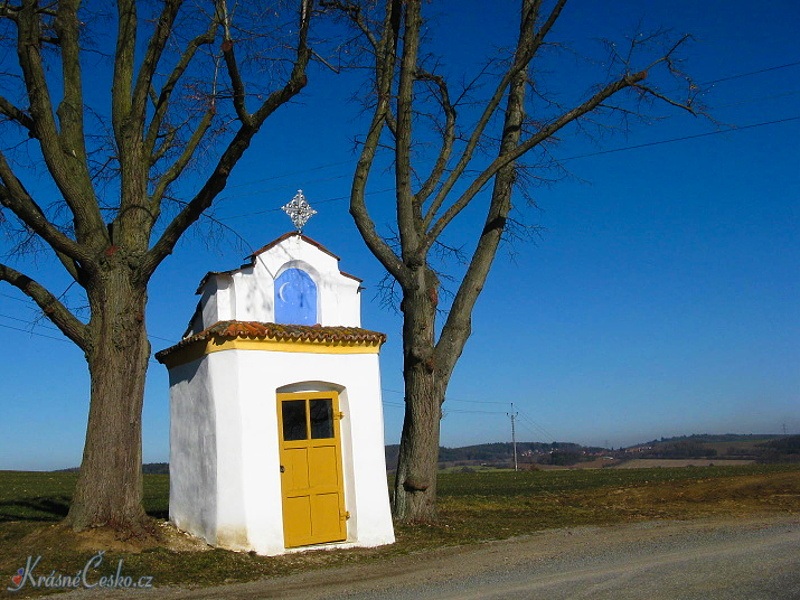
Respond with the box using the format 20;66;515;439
281;189;317;233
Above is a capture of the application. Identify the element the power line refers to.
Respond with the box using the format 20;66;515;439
382;387;509;406
209;115;800;223
0;292;32;304
518;411;554;440
215;59;800;202
446;397;510;406
560;116;800;162
384;388;507;414
0;320;167;367
382;400;405;409
702;60;800;86
517;410;557;442
0;321;70;342
207;60;800;210
514;419;550;443
445;408;506;415
0;311;62;332
713;89;800;110
219;186;396;221
221;159;355;191
0;308;177;344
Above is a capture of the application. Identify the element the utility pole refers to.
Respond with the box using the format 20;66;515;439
509;402;518;472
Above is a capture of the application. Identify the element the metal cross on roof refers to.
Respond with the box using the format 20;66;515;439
281;189;317;233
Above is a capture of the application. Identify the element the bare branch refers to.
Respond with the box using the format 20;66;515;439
347;0;408;283
633;83;697;114
320;0;381;51
422;0;563;229
0;95;34;131
112;0;136;144
0;150;90;265
141;0;314;279
0;262;88;349
218;0;252;125
131;0;184;126
394;0;423;262
54;0;88;162
150;106;215;208
425;70;648;248
15;1;106;245
414;69;456;207
144;21;217;156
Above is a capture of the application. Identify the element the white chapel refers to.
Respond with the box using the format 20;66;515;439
155;192;395;555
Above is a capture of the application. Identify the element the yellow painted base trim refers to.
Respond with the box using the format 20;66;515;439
161;336;380;369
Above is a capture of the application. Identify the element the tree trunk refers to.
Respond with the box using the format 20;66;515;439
66;262;151;533
392;268;445;522
393;360;445;522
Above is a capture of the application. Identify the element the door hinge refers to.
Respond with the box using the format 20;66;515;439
341;510;350;520
336;411;345;420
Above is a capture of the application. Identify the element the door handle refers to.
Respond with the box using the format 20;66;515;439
280;465;285;473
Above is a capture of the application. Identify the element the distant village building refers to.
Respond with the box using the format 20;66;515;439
155;192;395;555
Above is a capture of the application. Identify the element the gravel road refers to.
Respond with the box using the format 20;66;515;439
58;514;800;600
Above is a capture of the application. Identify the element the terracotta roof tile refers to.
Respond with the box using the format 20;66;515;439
155;320;386;363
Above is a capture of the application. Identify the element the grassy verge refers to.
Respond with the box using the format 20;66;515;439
0;464;798;596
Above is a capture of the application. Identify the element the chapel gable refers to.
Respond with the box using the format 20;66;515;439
186;232;362;336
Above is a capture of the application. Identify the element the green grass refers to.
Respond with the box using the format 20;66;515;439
0;471;77;522
0;464;798;595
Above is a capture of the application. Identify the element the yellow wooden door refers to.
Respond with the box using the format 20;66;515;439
277;392;347;548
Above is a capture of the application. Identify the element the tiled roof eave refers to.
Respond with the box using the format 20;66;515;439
155;320;386;363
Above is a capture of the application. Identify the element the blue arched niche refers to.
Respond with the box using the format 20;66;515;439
274;268;318;325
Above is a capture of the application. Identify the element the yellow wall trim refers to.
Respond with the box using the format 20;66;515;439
161;335;380;369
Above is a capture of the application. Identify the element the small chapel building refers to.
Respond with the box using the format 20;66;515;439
155;215;395;555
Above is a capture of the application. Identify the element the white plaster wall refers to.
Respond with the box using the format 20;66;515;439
198;283;218;331
171;234;391;554
198;275;235;328
169;350;254;552
252;235;361;327
168;357;218;544
206;350;251;551
231;347;394;555
168;345;395;556
231;265;272;323
194;235;362;330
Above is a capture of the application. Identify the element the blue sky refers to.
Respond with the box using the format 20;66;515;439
1;0;798;469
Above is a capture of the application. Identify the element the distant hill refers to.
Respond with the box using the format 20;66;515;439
385;441;604;470
385;434;799;471
55;435;797;475
756;435;800;463
623;434;796;462
143;462;169;475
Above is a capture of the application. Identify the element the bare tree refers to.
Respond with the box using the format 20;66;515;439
0;0;312;534
329;0;699;522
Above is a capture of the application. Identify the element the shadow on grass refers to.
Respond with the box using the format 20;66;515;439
0;498;167;522
0;496;70;522
147;508;169;520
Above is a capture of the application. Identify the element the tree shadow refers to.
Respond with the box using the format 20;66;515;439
0;496;70;522
147;507;169;520
0;497;169;522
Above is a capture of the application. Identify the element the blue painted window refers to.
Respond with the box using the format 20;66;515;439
275;268;317;325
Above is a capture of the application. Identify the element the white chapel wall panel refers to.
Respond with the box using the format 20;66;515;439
167;357;218;545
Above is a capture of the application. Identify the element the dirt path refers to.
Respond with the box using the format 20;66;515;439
57;514;800;599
